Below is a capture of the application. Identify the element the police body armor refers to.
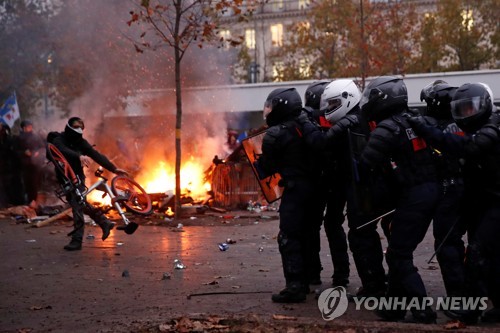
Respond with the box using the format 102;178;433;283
363;113;437;188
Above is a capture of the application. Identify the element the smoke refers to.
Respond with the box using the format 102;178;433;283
34;0;242;175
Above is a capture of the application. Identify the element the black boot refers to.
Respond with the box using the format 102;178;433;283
64;238;82;251
271;283;306;303
411;308;437;324
444;309;480;324
375;308;407;322
101;220;115;241
481;307;500;323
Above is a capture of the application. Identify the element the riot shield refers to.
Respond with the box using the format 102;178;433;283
242;131;283;203
348;129;397;217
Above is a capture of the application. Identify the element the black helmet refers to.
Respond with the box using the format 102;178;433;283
263;88;302;126
451;83;494;133
420;80;457;119
360;76;408;122
305;80;330;110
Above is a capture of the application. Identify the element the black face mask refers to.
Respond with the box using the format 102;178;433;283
64;124;83;142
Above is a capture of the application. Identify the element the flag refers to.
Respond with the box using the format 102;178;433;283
0;92;20;128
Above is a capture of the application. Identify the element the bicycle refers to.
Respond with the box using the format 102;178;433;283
40;143;152;234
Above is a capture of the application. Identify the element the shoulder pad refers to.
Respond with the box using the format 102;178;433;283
376;119;399;133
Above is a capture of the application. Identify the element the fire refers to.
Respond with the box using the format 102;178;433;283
86;157;211;207
136;157;211;200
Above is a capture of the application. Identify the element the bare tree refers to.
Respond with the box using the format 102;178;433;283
128;0;248;218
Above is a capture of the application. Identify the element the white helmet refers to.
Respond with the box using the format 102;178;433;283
320;79;361;124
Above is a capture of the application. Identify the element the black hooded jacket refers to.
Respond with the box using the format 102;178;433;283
52;125;117;181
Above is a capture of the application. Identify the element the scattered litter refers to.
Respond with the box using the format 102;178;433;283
30;305;52;311
261;235;269;240
259;269;270;272
218;243;229;251
258;246;264;252
27;216;49;223
272;314;297;321
177;223;183;229
226;238;236;244
162;273;171;280
260;215;271;219
117;242;124;246
189;217;197;220
222;215;234;219
253;221;259;225
122;270;130;277
444;320;467;329
164;217;173;222
231;285;241;289
86;234;95;240
25;239;36;243
203;280;218;285
174;259;186;270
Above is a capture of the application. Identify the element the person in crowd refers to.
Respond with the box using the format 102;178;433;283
15;120;46;206
359;76;439;323
298;79;390;297
49;117;128;251
408;82;500;324
301;79;352;288
254;88;315;303
419;80;467;298
0;122;24;207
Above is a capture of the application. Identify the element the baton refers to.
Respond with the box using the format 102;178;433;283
427;216;460;264
356;209;395;230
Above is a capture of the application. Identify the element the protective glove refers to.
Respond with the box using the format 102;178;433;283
326;114;358;141
296;110;311;125
406;115;428;128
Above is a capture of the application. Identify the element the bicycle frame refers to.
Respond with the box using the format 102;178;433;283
84;175;133;227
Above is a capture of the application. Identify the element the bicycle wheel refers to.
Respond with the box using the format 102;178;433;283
111;175;152;215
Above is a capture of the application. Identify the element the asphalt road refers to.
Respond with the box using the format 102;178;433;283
0;211;499;332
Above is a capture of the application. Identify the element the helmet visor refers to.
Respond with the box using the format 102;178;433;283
324;98;342;114
263;100;274;120
451;96;481;119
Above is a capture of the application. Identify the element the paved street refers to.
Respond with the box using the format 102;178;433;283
0;211;498;332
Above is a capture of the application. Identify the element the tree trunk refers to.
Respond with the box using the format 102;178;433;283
174;1;182;219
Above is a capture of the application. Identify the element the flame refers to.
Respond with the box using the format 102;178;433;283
136;156;210;199
86;156;211;206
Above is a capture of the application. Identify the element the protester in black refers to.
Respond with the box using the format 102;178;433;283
16;120;46;206
51;117;127;251
254;88;314;303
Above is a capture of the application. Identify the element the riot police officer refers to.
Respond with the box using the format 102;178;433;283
298;79;389;296
360;76;439;323
301;80;351;287
420;80;466;298
409;83;500;324
254;88;315;303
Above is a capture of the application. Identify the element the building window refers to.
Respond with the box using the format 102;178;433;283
270;24;283;47
245;29;255;49
271;0;283;12
461;8;473;31
298;0;310;9
219;29;231;48
272;61;283;81
299;59;311;77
